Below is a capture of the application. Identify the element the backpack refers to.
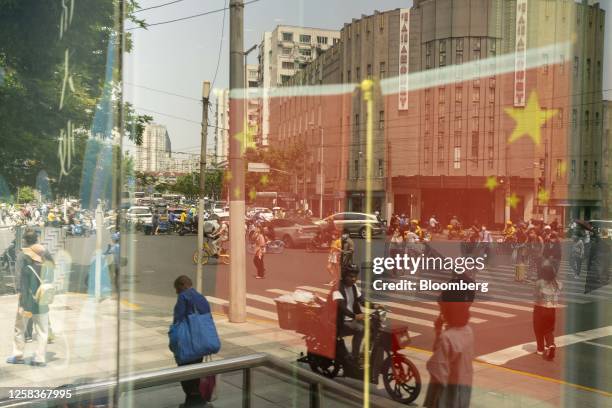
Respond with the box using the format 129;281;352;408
28;264;56;306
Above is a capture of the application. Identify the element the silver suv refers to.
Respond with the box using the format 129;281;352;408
319;212;384;239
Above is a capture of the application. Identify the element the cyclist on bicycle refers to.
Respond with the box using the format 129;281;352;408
210;220;229;255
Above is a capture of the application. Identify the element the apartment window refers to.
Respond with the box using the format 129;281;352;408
455;118;462;130
595;111;600;127
453;147;461;169
299;34;311;43
356;67;360;80
455;102;462;118
593;161;599;182
439;88;446;104
572;109;578;129
585;110;590;131
316;36;328;45
558;108;564;128
456;52;463;65
282;32;293;42
490;41;496;56
367;64;372;78
489;115;494;129
488;146;494;168
354;114;360;139
488;91;495;103
472;117;479;131
455;86;463;102
456;38;464;51
573;56;579;77
282;47;292;55
379;14;385;31
426;42;433;69
586;58;591;79
571;160;576;179
542;54;549;74
378;159;384;177
473;38;481;51
280;74;291;83
454;130;461;146
299;48;312;57
472;89;480;103
333;38;340;45
583;161;588;182
471;132;479;158
597;61;601;81
426;54;432;69
378;110;385;130
347;70;351;82
556;159;563;179
354;159;359;179
379;62;386;78
560;54;565;73
440;52;446;67
281;61;294;69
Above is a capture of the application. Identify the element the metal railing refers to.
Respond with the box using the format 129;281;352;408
0;353;399;408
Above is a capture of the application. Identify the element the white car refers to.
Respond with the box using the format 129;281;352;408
126;206;153;225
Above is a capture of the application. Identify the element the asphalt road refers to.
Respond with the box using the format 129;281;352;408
37;232;612;394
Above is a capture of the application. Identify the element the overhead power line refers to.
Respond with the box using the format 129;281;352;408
127;0;262;31
210;0;227;91
133;0;189;13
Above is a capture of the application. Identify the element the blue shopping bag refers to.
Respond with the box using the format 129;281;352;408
169;306;221;364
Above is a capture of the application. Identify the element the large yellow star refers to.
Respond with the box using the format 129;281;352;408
537;188;550;204
485;176;499;192
506;192;520;209
505;92;558;146
259;174;269;186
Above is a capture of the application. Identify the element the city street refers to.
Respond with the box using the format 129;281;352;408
63;232;612;397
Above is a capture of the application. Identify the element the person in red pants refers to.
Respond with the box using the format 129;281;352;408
533;262;563;360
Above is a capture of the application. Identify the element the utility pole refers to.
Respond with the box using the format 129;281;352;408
229;0;246;323
319;126;324;218
197;81;211;293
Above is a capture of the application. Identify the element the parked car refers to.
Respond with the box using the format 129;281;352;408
590;220;612;238
317;212;384;239
126;206;153;225
264;218;320;248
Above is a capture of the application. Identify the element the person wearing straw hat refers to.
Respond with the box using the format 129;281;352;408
6;228;53;367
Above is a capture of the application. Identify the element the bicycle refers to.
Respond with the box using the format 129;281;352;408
192;241;230;265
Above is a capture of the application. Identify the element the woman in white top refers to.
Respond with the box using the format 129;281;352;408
533;261;563;360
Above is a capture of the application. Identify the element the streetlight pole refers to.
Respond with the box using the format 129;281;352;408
197;81;211;293
229;0;246;323
319;126;324;218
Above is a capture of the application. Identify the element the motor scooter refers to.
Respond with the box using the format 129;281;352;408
298;308;421;404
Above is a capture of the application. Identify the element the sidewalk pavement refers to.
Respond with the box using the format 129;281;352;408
0;292;608;407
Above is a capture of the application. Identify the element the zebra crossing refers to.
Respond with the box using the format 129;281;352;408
204;282;534;342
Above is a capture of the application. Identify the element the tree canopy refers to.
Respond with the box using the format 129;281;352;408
0;0;150;199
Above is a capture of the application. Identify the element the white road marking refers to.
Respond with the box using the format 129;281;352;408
477;326;612;365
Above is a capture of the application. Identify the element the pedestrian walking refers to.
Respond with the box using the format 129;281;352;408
253;226;267;279
170;275;218;406
533;261;562;360
424;287;474;408
570;235;585;278
543;232;562;273
389;227;404;277
6;229;54;367
340;232;354;267
326;231;341;284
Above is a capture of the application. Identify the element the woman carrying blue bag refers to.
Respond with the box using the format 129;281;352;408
169;275;220;407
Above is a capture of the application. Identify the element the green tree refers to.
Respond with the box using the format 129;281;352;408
0;0;150;199
17;186;36;203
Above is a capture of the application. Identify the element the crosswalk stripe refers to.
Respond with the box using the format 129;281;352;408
297;285;485;326
479;300;534;312
207;296;278;320
477;325;612;365
268;288;422;337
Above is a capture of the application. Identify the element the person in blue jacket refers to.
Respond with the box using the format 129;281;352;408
172;275;212;407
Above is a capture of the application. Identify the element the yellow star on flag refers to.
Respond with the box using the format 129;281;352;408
259;174;269;186
233;186;241;199
537;188;550;204
505;92;558;146
506;192;520;209
224;170;233;182
485;176;499;192
248;187;257;201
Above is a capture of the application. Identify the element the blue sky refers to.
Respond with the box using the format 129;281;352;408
125;0;611;152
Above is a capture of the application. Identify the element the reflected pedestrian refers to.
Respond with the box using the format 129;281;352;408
570;235;584;279
424;288;474;408
533;262;562;360
326;231;341;284
253;226;266;279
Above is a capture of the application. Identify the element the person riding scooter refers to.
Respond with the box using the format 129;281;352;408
332;265;383;382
